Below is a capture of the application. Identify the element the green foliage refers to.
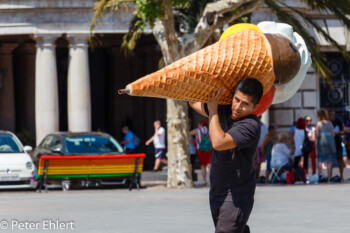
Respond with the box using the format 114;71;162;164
170;0;189;6
135;0;164;26
121;15;147;56
90;0;135;46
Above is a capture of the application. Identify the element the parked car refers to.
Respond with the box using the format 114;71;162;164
0;130;37;189
33;132;124;163
32;132;126;189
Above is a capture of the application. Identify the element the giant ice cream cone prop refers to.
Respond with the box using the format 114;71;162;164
119;22;311;115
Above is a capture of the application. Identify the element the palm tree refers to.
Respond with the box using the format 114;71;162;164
90;0;350;188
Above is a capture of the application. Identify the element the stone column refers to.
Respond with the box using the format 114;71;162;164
34;35;60;145
262;110;269;129
67;35;91;132
0;43;17;132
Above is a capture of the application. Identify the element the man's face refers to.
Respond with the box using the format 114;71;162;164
154;122;160;129
306;117;312;126
122;127;128;134
231;90;259;120
329;113;335;121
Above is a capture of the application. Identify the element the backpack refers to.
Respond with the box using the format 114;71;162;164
133;134;140;147
198;128;211;152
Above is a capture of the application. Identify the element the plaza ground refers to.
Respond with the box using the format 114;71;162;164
1;168;350;233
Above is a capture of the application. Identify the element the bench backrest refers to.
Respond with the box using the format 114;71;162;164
37;154;145;179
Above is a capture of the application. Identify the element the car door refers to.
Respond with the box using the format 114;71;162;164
33;135;55;165
49;135;63;155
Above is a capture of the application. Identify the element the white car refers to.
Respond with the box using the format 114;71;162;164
0;130;37;189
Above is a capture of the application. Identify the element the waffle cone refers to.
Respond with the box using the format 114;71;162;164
119;29;275;104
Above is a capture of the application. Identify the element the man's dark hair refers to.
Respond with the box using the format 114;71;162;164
268;124;276;132
235;78;263;105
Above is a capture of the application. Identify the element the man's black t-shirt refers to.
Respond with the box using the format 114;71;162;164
205;105;260;203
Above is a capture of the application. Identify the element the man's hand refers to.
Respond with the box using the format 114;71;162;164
207;87;237;151
207;87;225;114
155;125;160;131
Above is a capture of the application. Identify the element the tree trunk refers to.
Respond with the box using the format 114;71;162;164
166;99;193;188
155;0;264;188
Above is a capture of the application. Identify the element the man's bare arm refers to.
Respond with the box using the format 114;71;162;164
145;136;154;146
189;101;208;118
209;113;237;151
207;88;237;151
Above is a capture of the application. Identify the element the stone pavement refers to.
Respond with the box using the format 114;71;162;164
0;168;350;233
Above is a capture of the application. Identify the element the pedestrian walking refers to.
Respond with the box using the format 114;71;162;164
145;120;167;172
190;120;212;186
189;78;263;233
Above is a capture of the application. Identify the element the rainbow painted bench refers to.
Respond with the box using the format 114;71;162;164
36;154;145;192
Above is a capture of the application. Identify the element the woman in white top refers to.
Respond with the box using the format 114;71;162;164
290;118;306;169
271;133;292;169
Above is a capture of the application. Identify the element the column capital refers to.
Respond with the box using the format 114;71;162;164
33;34;61;48
67;34;90;48
0;43;18;55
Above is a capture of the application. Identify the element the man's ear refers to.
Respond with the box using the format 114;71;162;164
253;103;260;112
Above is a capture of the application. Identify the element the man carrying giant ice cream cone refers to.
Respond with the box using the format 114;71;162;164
190;78;262;233
119;21;312;232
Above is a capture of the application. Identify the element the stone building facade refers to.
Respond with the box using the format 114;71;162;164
0;0;349;168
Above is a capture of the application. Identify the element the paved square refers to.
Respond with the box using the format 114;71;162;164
1;182;349;233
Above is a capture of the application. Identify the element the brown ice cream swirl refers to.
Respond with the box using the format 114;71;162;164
264;33;301;86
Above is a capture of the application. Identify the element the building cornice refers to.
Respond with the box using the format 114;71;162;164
0;0;139;35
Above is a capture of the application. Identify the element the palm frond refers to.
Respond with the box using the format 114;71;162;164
285;4;350;61
296;1;350;32
299;0;350;16
121;15;147;57
264;0;339;83
90;0;135;46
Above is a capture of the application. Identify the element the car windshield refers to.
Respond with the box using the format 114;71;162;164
0;134;24;153
64;135;124;154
